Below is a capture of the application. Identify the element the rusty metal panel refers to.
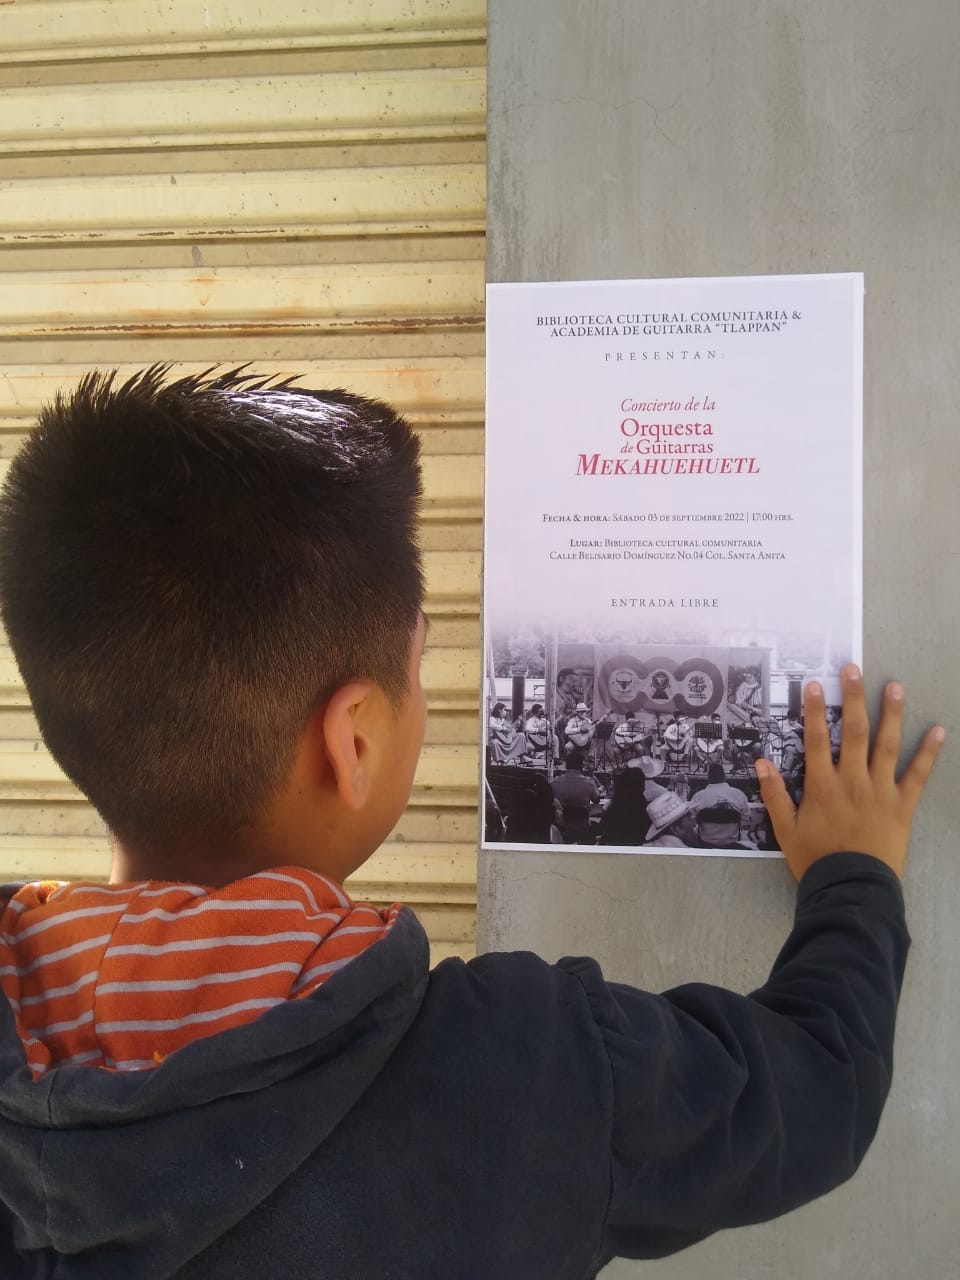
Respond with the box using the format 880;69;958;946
0;4;485;961
0;66;486;154
0;260;484;338
0;1;487;62
0;165;486;245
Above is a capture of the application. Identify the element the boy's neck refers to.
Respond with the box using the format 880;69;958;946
109;844;327;890
109;802;361;889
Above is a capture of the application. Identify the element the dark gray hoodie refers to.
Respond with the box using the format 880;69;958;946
0;852;908;1279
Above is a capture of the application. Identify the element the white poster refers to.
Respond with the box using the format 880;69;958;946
482;273;862;856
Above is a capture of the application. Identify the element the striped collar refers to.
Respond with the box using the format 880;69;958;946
0;867;401;1079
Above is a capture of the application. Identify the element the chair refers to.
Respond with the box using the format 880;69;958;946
488;766;556;843
695;803;742;848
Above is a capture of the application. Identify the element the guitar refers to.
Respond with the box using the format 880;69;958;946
565;715;597;748
613;721;645;751
661;717;692;762
693;719;725;765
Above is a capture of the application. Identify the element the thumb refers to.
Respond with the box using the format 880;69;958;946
755;759;796;840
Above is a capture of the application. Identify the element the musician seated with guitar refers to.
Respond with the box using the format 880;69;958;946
780;713;805;775
488;701;532;764
613;714;654;765
564;702;596;759
693;713;725;770
661;711;693;768
524;703;559;765
727;711;765;771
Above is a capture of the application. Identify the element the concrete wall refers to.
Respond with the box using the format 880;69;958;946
480;3;959;1277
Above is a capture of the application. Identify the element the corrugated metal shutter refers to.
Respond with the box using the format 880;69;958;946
0;1;485;964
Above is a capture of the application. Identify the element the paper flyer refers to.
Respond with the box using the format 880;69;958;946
482;273;863;856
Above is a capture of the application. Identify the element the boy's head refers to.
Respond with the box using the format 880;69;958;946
0;366;425;875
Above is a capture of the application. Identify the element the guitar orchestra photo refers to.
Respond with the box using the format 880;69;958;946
484;643;840;852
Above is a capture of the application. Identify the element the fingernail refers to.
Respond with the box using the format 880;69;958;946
755;760;771;778
932;726;946;744
807;681;822;698
845;664;862;682
887;682;904;701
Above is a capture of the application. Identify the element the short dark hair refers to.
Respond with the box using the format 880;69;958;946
566;751;586;772
706;763;726;784
0;366;424;858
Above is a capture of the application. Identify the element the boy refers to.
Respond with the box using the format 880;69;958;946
0;367;944;1279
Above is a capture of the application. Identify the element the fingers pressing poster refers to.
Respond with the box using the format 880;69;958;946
482;274;862;856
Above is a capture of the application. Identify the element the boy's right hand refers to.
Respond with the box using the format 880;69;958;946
756;666;945;882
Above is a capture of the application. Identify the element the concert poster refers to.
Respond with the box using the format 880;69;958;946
481;273;863;857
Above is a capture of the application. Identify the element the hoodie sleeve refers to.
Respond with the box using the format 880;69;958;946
561;852;909;1263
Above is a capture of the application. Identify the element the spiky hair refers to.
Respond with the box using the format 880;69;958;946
0;365;424;858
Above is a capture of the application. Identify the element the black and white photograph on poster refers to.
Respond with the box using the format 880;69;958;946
483;625;847;853
481;273;862;857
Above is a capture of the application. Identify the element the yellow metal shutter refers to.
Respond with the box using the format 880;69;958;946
0;1;485;963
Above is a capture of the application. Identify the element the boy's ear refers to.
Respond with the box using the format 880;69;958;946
319;680;381;811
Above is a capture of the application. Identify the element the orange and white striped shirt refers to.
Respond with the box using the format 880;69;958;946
0;867;401;1080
